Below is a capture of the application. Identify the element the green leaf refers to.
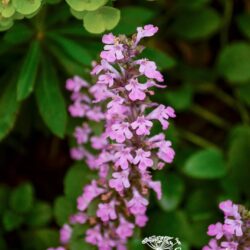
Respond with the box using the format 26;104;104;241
177;0;211;8
217;42;250;83
0;2;15;18
0;185;9;215
66;0;107;11
17;41;40;100
48;33;92;65
237;13;250;39
0;234;7;250
3;211;24;231
170;7;221;40
10;183;34;213
21;229;59;250
54;196;74;226
156;173;185;211
165;83;194;111
12;0;41;15
141;47;176;70
4;23;33;45
69;239;95;250
0;80;20;141
26;202;52;227
145;210;192;242
35;60;67;138
83;6;120;34
64;164;95;201
228;126;250;197
236;83;250;107
113;6;156;35
183;148;226;179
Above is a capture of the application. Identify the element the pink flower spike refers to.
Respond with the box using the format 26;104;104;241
116;217;134;240
66;76;89;92
74;123;91;144
127;189;149;215
86;225;102;245
135;214;148;227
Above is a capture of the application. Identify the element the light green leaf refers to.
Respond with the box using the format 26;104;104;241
54;196;74;226
0;80;20;141
10;183;34;213
217;42;250;83
183;148;226;179
3;211;24;231
141;47;176;70
12;0;41;15
237;13;250;39
156;173;185;211
83;6;120;34
170;7;221;40
26;202;52;227
48;33;92;65
113;6;156;35
66;0;107;11
17;41;40;100
35;60;67;138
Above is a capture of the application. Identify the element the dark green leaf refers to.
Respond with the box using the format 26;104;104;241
113;6;156;35
26;202;52;227
48;33;92;65
237;13;250;39
64;163;95;201
156;173;185;211
183;148;226;179
217;42;250;83
3;211;24;231
10;183;34;213
54;196;74;226
170;7;221;40
0;185;9;215
17;41;40;100
0;80;20;141
141;47;176;70
236;83;250;107
35;61;67;138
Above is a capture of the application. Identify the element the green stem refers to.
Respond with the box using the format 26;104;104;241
191;104;231;129
178;129;220;149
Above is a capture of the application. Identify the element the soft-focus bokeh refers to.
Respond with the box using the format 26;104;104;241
0;0;249;249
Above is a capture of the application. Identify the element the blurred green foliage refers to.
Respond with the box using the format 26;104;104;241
0;0;249;249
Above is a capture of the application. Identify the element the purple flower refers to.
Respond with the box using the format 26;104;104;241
109;170;130;192
127;189;149;215
110;122;133;143
66;76;89;92
114;147;133;170
125;79;147;101
135;214;148;227
116;217;134;240
86;225;102;245
131;116;153;135
97;201;117;222
224;218;243;236
74;123;91;144
134;149;153;171
207;222;224;239
148;104;176;130
219;200;240;218
136;24;159;44
60;224;72;244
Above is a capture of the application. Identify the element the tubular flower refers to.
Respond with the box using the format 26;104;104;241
51;24;176;250
203;200;250;250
